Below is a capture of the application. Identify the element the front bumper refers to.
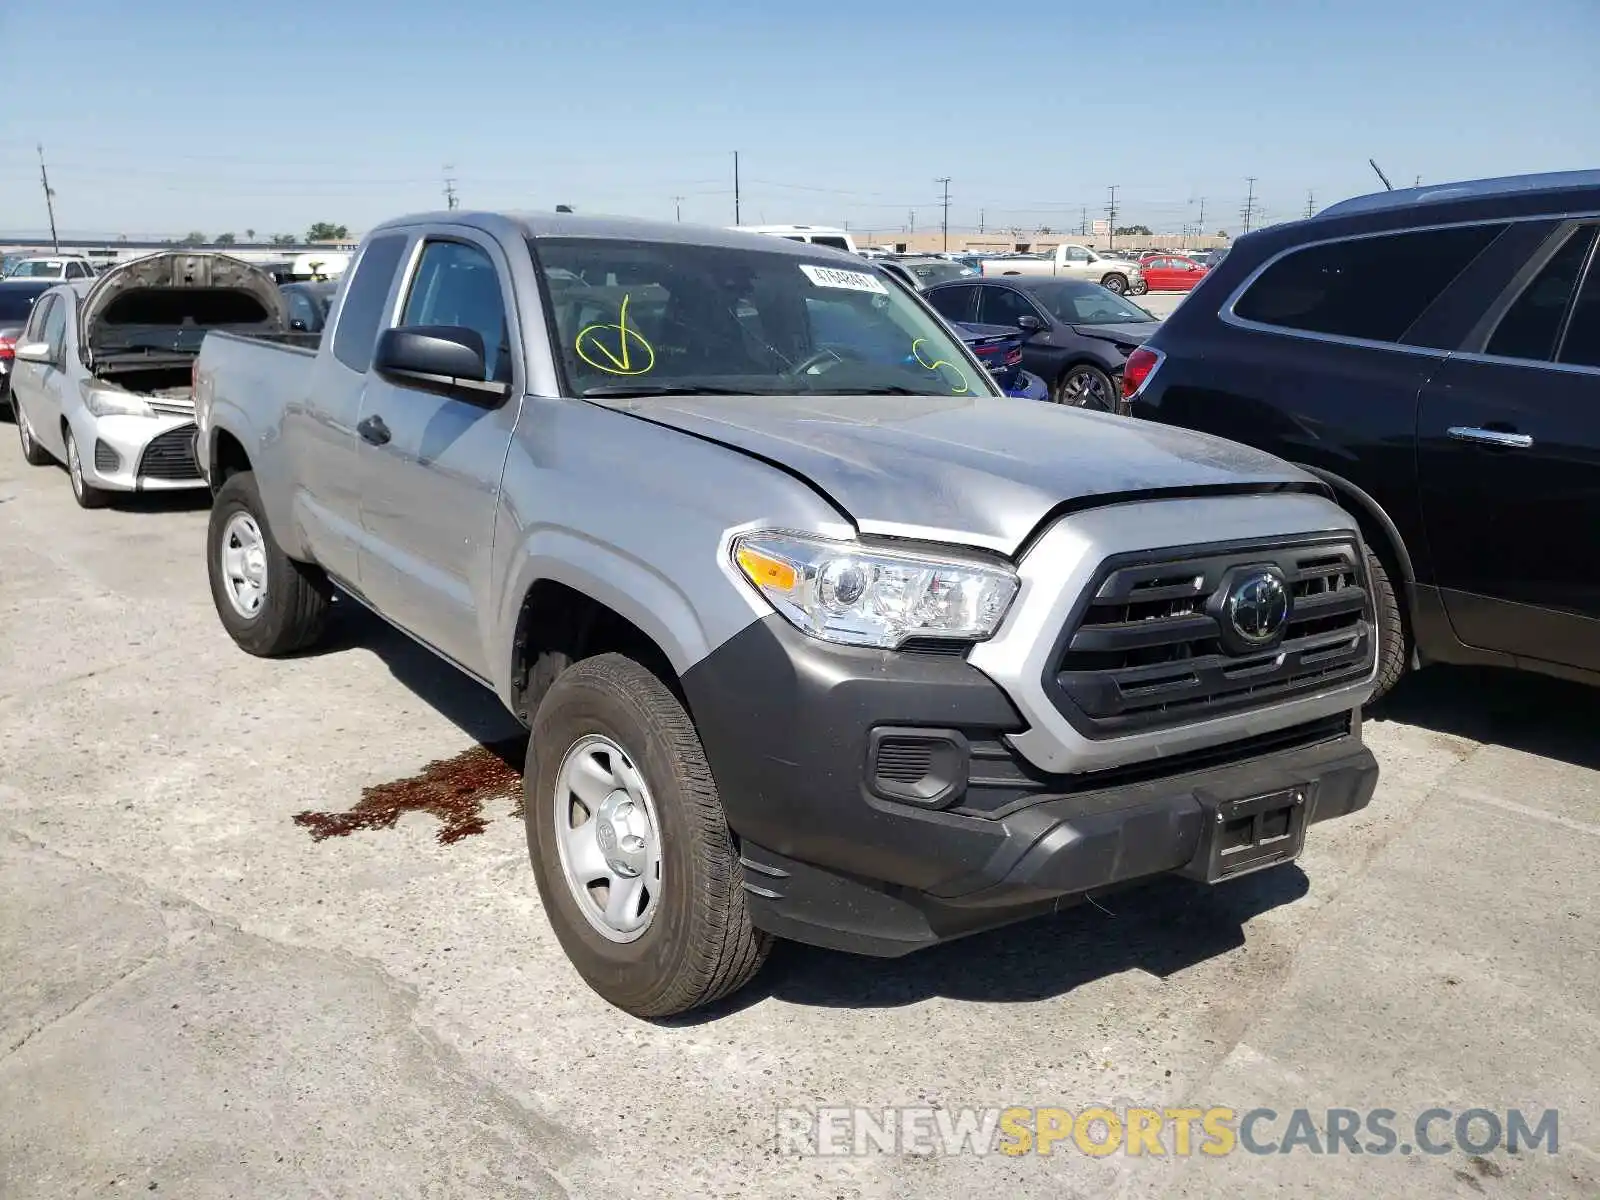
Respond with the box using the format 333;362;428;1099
683;614;1377;957
68;410;205;493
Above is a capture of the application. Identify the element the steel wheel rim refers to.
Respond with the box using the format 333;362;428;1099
220;511;269;619
552;733;662;943
1061;369;1110;409
1104;276;1126;294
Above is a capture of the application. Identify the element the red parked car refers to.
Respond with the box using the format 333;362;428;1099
1137;253;1209;292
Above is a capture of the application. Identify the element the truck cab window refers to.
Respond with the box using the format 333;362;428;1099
332;233;408;372
1065;247;1090;263
401;240;512;383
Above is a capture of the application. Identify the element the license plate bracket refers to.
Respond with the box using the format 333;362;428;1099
1184;786;1309;883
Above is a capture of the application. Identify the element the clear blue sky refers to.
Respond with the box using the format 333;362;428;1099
2;0;1595;240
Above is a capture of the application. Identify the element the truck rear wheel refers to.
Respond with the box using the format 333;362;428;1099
1366;547;1408;703
207;471;330;656
526;653;772;1018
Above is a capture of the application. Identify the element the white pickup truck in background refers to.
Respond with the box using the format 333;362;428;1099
981;243;1145;295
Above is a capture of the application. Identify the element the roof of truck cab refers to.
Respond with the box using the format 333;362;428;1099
366;210;863;257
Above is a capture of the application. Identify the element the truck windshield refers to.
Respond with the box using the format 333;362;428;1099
535;238;999;399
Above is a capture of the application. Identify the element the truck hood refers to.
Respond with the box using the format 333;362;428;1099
78;252;285;361
596;394;1316;555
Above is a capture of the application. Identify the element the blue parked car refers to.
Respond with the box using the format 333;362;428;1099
957;322;1048;400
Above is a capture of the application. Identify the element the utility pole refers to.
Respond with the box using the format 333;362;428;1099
443;164;458;210
1305;189;1315;219
908;209;915;234
935;177;951;251
733;151;741;224
1105;186;1118;250
1197;197;1206;235
1241;177;1257;233
672;195;683;223
1080;206;1089;237
979;208;985;233
37;144;59;252
1414;175;1421;187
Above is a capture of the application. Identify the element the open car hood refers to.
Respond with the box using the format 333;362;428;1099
78;252;286;360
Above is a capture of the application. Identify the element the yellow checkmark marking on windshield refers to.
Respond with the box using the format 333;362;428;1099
576;293;656;376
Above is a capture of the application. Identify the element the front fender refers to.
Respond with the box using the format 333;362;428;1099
490;526;734;707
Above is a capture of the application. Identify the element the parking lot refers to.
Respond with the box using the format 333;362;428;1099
1;425;1595;1198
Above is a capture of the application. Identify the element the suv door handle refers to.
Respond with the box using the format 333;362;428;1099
1447;426;1533;450
357;415;391;446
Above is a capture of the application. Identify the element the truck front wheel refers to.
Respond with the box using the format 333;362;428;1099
527;653;772;1018
206;471;331;656
1101;273;1129;294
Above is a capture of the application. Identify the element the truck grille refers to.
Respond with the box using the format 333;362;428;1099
137;424;200;481
1046;537;1373;735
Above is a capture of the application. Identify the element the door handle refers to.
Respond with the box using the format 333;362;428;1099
1447;426;1533;450
357;415;391;446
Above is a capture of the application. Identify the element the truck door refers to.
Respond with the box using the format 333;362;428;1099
354;232;521;679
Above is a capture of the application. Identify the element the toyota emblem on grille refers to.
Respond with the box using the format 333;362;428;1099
1225;570;1291;645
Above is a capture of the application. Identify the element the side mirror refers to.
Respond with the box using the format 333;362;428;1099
1015;314;1045;334
14;341;53;364
373;325;508;403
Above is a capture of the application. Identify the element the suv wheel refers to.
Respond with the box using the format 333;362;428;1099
1055;364;1117;410
1366;548;1408;703
527;653;772;1018
207;471;331;655
1101;273;1129;295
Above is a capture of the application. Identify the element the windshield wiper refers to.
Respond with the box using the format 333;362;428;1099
580;383;770;399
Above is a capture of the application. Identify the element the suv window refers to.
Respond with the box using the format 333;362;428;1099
331;233;408;372
1558;249;1600;369
1233;223;1506;343
1486;227;1598;362
399;240;512;383
979;285;1044;328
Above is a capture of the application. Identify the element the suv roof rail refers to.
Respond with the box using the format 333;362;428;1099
1318;169;1600;219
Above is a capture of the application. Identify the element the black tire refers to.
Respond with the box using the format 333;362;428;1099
1054;363;1118;410
1366;548;1408;703
207;471;331;656
526;653;772;1018
1101;273;1129;295
63;427;110;508
15;402;51;466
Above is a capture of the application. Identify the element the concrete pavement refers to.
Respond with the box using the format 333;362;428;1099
0;423;1595;1199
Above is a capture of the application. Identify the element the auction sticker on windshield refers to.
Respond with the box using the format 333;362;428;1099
799;264;888;294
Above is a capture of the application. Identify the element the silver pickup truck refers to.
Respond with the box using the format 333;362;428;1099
194;213;1380;1017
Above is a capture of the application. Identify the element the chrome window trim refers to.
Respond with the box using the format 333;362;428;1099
1218;209;1600;358
966;493;1377;776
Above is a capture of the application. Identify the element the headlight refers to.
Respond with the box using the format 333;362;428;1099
732;531;1018;649
81;385;154;418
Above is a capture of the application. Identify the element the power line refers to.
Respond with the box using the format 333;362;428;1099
936;177;951;251
38;144;60;252
1241;177;1258;233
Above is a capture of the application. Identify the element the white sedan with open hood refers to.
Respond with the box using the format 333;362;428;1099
9;253;286;507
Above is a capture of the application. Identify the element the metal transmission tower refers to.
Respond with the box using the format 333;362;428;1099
936;177;951;251
1305;190;1315;218
37;144;60;251
1241;177;1258;232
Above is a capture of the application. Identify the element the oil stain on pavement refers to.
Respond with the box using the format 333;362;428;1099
294;739;527;844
